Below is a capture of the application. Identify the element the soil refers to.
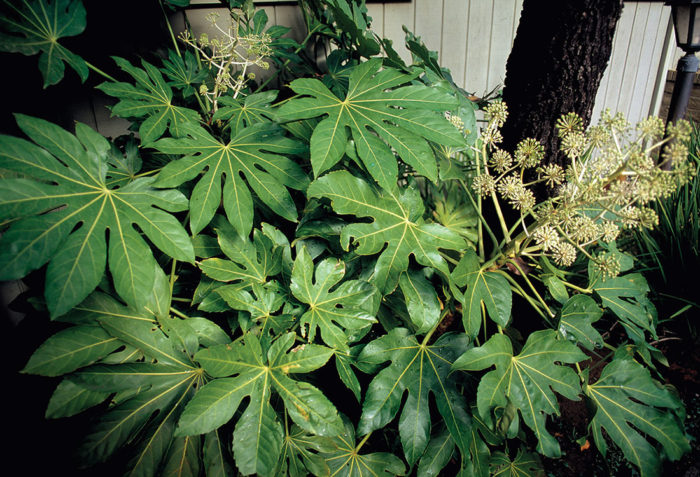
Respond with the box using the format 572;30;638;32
542;318;700;477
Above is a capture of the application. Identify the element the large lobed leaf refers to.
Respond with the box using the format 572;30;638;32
585;357;690;477
308;171;465;294
0;116;194;317
151;122;308;236
213;90;279;135
322;415;406;477
97;57;201;144
177;333;344;476
290;246;379;351
0;0;88;87
357;328;472;466
277;58;465;191
22;290;208;475
451;330;587;458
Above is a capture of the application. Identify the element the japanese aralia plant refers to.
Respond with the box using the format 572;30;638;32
0;0;692;476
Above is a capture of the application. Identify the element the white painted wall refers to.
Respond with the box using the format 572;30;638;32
83;1;676;134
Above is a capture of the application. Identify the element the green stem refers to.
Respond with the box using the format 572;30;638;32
170;307;190;319
355;431;372;451
159;0;182;58
500;271;549;321
506;259;554;319
85;61;118;83
560;280;592;294
460;179;501;254
169;259;178;297
575;362;586;384
489;189;512;242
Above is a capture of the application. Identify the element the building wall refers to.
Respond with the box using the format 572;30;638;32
187;1;676;123
80;0;678;136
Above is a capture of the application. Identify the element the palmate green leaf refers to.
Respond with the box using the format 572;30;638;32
290;247;378;351
323;415;406;477
462;412;496;477
22;325;121;376
199;220;282;287
217;283;295;351
0;0;88;87
125;386;196;477
60;292;205;473
97;57;201;144
593;273;657;338
488;449;543;477
452;250;512;339
558;294;604;351
78;375;198;468
213;90;278;134
151;122;308;235
160;434;201;477
584;358;690;477
277;58;465;191
308;171;465;294
162;49;207;99
357;328;471;466
177;333;343;476
451;330;587;458
105;136;142;189
0;116;194;317
277;424;336;477
324;0;380;58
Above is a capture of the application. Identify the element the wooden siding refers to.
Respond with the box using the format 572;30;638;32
185;1;674;125
81;1;676;135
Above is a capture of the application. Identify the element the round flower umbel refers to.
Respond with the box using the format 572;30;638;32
468;104;694;277
179;11;273;111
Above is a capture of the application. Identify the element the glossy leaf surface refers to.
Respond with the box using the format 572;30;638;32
0;0;88;86
558;294;604;351
358;329;471;465
152;122;307;235
452;250;512;338
290;247;378;351
322;416;406;476
277;58;464;190
0;116;194;316
98;57;201;143
585;358;690;477
308;171;465;294
452;330;586;458
178;333;343;476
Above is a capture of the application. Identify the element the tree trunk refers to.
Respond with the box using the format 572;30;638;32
500;0;623;170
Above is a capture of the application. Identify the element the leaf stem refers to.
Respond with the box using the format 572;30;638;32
170;307;190;319
85;61;118;83
159;0;182;58
170;259;178;297
506;259;554;320
355;431;372;452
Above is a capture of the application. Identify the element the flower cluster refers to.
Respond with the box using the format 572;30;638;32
179;11;272;110
471;103;694;275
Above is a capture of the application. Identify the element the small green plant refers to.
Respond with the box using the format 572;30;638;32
1;0;693;476
634;121;700;332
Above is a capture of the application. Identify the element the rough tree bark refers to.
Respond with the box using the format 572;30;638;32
500;0;624;170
